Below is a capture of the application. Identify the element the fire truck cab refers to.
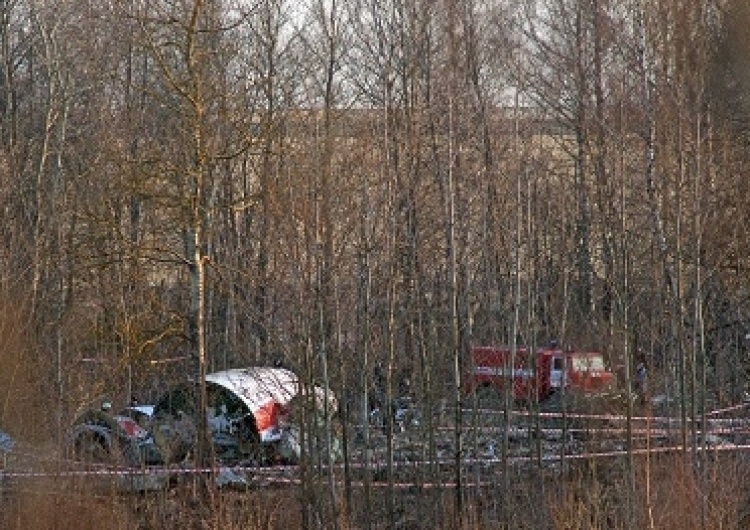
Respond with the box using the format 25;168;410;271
467;344;613;403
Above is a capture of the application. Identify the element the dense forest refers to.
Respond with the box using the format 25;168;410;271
2;0;750;528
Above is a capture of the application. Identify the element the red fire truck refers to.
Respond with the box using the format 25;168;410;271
466;344;614;403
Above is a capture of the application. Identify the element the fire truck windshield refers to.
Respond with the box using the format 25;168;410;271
570;355;605;372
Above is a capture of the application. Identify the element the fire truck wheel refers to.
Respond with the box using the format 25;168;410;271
540;390;563;413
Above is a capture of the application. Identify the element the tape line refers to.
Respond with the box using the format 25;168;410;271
3;443;749;482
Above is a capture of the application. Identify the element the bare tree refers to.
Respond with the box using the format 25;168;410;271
127;1;260;493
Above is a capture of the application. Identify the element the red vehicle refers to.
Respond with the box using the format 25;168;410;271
467;344;613;403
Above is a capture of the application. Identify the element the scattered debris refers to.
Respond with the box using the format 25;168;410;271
67;366;343;491
216;468;253;490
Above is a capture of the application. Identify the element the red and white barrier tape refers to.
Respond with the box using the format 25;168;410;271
462;406;750;425
3;443;749;490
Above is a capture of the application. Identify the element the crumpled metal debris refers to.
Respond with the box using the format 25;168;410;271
216;468;253;489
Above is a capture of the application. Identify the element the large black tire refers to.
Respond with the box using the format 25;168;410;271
69;411;144;467
74;429;144;466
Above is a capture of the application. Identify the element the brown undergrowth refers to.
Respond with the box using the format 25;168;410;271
2;453;749;529
547;452;748;530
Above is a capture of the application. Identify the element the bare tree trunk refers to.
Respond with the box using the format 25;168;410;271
440;0;463;519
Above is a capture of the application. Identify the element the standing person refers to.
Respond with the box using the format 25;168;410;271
635;360;648;405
